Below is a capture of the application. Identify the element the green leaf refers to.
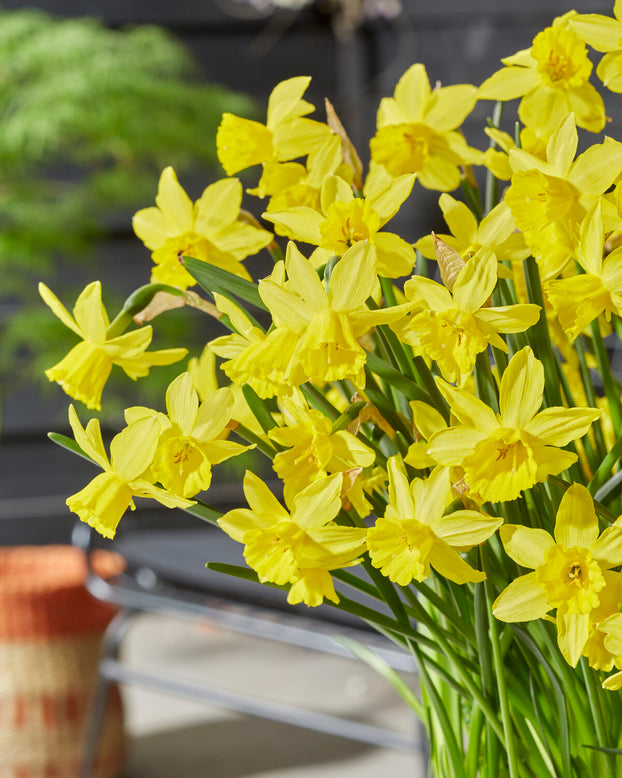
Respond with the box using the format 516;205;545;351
330;400;368;434
334;636;424;719
184;500;222;526
48;431;96;465
241;384;277;434
183;256;266;310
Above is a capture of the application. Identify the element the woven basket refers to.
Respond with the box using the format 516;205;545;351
0;545;126;778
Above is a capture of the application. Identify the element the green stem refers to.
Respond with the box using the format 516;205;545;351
522;257;562;408
590;319;622;438
485;571;520;778
581;659;616;778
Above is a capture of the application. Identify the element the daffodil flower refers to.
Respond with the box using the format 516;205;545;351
544;201;622;338
257;241;413;388
268;391;375;509
39;281;187;411
570;3;622;92
504;114;622;278
133;167;273;289
393;247;540;384
428;347;602;502
131;372;253;499
208;292;298;399
219;472;367;606
493;484;622;666
66;405;194;539
415;194;530;272
367;458;501;586
216;76;332;177
478;13;606;134
263;167;416;278
369;63;482;189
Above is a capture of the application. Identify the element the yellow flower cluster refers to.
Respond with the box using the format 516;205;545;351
41;7;622;749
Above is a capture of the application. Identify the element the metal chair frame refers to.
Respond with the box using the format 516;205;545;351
72;521;427;778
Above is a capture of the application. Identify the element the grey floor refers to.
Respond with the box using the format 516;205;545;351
119;614;426;777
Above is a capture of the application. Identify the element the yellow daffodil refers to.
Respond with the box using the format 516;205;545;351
268;391;375;509
187;344;264;436
478;14;606;135
581;572;622;671
504;114;622;278
39;281;187;411
66;405;193;539
251;134;353;219
135;372;252;499
570;2;622;92
367;458;501;586
208;292;297;399
219;472;367;606
544;201;622;338
216;76;332;177
415;194;530;272
428;347;602;502
132;167;273;289
263;168;416;278
369;63;482;189
493;484;622;666
257;241;413;388
392;247;540;384
483;126;550;181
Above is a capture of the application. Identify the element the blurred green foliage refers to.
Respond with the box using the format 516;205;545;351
0;7;254;408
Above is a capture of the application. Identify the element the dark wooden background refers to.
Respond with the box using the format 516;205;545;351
0;0;613;542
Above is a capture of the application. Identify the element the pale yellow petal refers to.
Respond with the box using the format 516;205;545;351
439;193;477;243
243;470;290;521
110;417;161;480
499;524;554;569
493;572;551;622
39;282;82;337
192;386;234;441
452;247;497;313
415;466;451;525
155;167;194;234
424;84;477;132
499;347;544;429
320;174;353;214
72;281;108;343
365;174;415;226
435;379;498;432
266;76;313;128
68;405;109;470
569;137;622;195
427;427;489;466
478;66;540;100
370;233;415;278
524;407;602;445
292;473;343;530
428;540;486;584
285;241;327;309
433;510;502;547
554;483;599;550
393;64;429;122
262;207;323;245
557;610;589;667
194;177;242;235
387;456;415;518
166;372;198;434
328;241;376;311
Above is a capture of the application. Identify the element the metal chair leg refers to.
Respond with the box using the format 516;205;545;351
78;608;137;778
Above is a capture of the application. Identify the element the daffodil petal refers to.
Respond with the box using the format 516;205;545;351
499;347;544;429
433;510;502;547
524;407;602;445
428;541;486;584
499;524;554;568
493;572;550;622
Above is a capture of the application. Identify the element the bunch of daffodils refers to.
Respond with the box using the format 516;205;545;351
42;6;622;776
